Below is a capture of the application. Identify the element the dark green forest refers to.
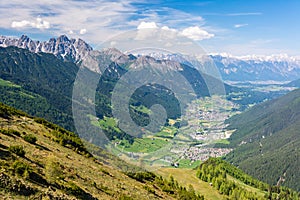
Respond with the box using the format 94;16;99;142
224;89;300;191
197;158;299;199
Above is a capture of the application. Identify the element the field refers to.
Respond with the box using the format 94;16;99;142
157;168;225;200
177;159;201;169
118;137;169;153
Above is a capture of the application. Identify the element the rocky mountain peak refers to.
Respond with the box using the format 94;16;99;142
57;35;70;42
0;35;93;63
101;47;130;64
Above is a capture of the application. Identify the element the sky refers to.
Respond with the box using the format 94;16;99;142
0;0;299;56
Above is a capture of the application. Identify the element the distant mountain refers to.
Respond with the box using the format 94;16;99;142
0;45;212;142
0;44;280;145
211;54;300;82
3;35;299;82
285;78;300;87
0;35;92;63
144;52;300;82
224;88;300;191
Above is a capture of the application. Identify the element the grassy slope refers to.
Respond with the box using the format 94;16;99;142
0;103;183;200
157;168;224;200
157;167;274;200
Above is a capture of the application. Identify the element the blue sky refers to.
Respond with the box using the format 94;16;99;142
0;0;299;56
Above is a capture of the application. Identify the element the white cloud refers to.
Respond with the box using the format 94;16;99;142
161;26;176;32
1;0;215;45
35;18;50;29
137;21;158;29
234;24;248;28
11;17;50;29
135;22;214;41
180;26;214;41
79;28;87;35
11;20;31;28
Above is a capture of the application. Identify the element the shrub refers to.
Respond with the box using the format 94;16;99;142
119;195;134;200
126;171;156;183
64;182;85;196
45;157;64;184
8;145;25;157
12;161;32;179
0;129;21;137
10;129;21;137
23;134;37;144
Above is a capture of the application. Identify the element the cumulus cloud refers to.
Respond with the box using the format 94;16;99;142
135;22;214;41
137;21;158;29
234;24;248;28
11;18;50;29
180;26;214;40
79;28;87;35
161;26;176;32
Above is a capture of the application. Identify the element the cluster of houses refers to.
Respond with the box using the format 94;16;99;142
182;146;232;161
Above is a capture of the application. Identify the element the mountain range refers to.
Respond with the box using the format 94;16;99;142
0;35;92;63
211;55;300;82
0;44;277;138
1;35;300;82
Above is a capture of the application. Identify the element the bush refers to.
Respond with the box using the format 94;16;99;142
8;145;25;157
12;161;32;179
45;157;64;184
23;134;37;144
0;129;21;137
64;182;85;196
125;171;156;183
119;195;134;200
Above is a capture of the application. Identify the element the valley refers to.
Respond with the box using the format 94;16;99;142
1;101;299;200
0;35;299;199
91;95;254;170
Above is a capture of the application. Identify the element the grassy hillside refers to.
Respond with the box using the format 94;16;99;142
157;158;299;200
0;102;204;199
224;89;300;191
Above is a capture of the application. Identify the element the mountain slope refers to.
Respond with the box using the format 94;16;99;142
0;46;78;131
1;103;299;199
0;102;205;200
224;89;300;191
286;78;300;87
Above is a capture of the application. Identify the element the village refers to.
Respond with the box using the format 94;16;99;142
167;96;239;165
